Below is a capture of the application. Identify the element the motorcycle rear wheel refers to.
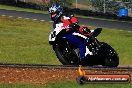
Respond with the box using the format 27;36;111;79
100;43;119;67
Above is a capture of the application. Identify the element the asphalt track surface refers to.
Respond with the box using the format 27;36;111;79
0;63;132;71
0;9;132;31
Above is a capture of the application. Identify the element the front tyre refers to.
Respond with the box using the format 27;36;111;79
53;44;79;65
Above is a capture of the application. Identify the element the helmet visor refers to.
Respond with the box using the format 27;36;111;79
50;12;57;18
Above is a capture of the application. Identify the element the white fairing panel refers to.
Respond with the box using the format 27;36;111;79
90;29;94;32
49;23;64;42
85;46;93;56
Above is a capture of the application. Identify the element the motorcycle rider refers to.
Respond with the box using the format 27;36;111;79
48;3;92;65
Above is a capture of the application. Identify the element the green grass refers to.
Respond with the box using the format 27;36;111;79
0;84;42;88
0;16;60;64
45;81;132;88
98;29;132;65
0;4;48;14
0;81;132;88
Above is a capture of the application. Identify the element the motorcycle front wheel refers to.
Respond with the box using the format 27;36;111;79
53;44;80;65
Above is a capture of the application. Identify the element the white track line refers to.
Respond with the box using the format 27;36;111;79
128;31;132;32
18;17;22;19
1;15;6;17
49;21;53;23
1;15;46;23
25;18;30;20
9;16;13;18
33;19;37;21
40;20;45;22
119;30;123;31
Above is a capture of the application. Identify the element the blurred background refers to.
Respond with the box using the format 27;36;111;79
0;0;132;17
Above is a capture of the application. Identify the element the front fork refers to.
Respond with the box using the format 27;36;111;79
88;37;101;55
